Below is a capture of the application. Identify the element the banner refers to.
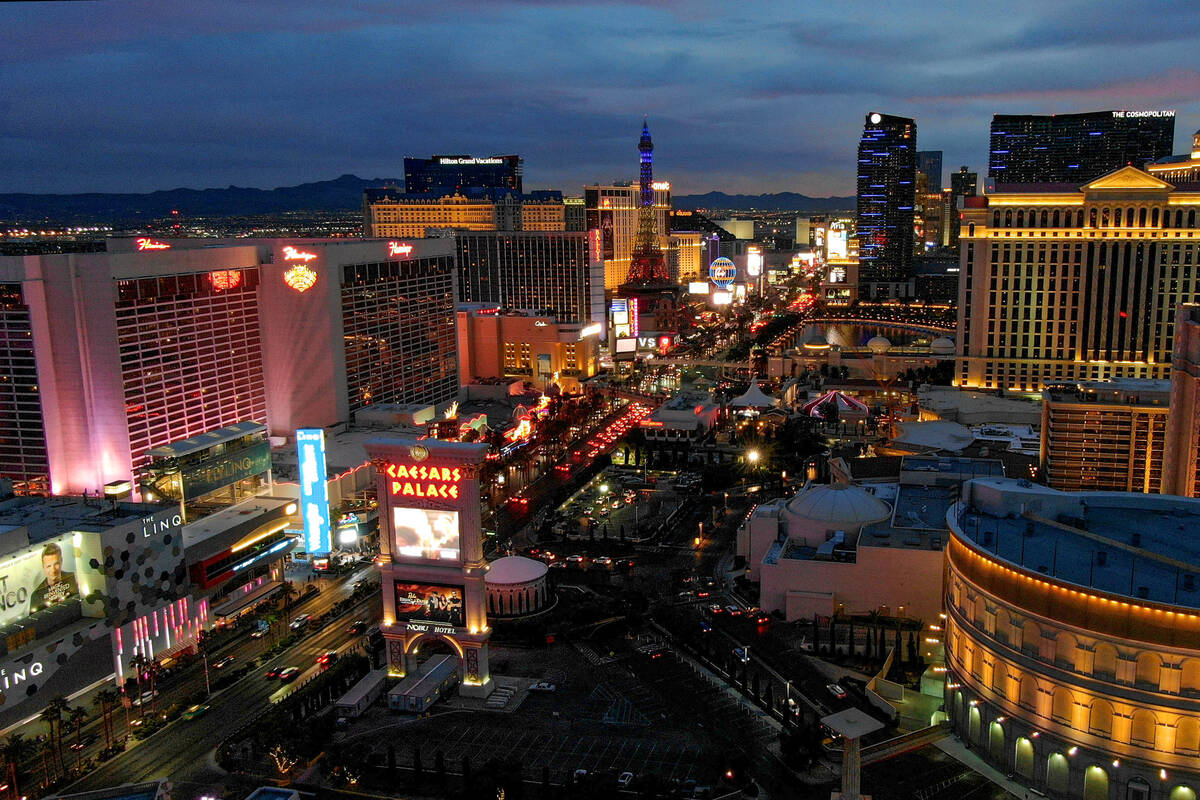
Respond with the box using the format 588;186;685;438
0;534;80;626
393;582;465;628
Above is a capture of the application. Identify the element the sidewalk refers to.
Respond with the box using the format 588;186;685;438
935;735;1027;799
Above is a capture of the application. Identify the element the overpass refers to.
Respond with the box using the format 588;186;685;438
798;317;955;337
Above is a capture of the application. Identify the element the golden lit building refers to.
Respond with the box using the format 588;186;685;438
957;166;1200;391
946;478;1200;800
363;189;564;238
667;231;706;283
1163;304;1200;498
455;305;600;392
583;182;671;289
1040;379;1170;493
1147;130;1200;184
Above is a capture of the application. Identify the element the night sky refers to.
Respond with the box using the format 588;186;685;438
3;0;1198;196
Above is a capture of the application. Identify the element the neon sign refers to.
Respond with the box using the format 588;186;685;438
297;429;331;556
385;463;463;500
387;241;414;258
283;264;318;292
135;238;170;251
282;246;317;262
208;270;242;291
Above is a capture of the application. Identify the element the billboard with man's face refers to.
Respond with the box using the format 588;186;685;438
0;534;81;626
393;582;465;628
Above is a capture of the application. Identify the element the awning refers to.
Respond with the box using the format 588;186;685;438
213;580;283;618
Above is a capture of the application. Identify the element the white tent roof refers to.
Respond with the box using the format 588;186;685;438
730;379;777;408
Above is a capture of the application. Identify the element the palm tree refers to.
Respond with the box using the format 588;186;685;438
128;654;149;718
94;689;117;750
0;733;29;800
279;581;298;625
39;695;68;777
68;706;88;772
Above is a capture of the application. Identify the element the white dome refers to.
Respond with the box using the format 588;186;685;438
866;336;891;353
486;556;548;585
930;336;955;355
784;483;892;528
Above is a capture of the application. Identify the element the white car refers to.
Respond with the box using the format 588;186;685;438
594;556;613;567
529;681;557;693
617;771;635;788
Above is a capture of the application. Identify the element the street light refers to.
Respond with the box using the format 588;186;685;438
747;449;760;464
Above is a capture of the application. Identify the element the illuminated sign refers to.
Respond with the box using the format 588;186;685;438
578;323;602;339
282;245;317;262
712;290;733;305
283;264;318;293
384;463;463;499
0;532;85;626
406;621;457;635
297;429;332;556
178;440;271;500
135;238;170;251
1113;110;1175;118
651;181;671;191
828;222;849;259
208;270;243;291
393;508;460;560
437;157;503;165
533;320;548;327
746;247;763;277
140;513;183;538
394;581;464;627
387;241;414;258
688;281;710;294
610;297;639;339
709;257;736;289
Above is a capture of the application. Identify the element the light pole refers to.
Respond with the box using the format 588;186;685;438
203;652;211;697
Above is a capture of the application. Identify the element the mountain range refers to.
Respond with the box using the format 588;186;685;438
0;175;854;224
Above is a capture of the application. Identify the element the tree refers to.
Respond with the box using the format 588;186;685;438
68;706;88;772
1;733;29;800
279;580;298;625
39;695;68;777
94;688;118;750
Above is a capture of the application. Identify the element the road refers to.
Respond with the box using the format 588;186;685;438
59;570;381;797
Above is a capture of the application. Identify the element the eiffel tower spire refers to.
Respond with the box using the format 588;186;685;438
626;118;670;286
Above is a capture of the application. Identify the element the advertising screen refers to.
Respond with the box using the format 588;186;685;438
0;534;81;626
297;429;332;556
600;210;614;260
828;223;849;259
393;581;465;628
393;507;460;561
688;281;710;294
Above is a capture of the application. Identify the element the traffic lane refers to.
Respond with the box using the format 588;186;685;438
66;596;380;792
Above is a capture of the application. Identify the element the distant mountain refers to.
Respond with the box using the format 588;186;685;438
0;174;402;224
673;191;855;212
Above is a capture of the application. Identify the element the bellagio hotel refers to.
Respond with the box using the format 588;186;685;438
957;166;1200;391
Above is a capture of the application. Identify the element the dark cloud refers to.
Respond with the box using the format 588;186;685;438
1;0;1197;196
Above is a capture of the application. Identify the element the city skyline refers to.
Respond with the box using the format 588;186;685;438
3;0;1199;196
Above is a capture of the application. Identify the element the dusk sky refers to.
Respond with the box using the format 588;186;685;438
3;0;1199;197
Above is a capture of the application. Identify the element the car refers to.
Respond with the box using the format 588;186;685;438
708;604;723;614
346;620;367;635
549;561;566;570
593;556;613;567
725;605;742;616
264;665;284;679
213;655;236;669
68;734;97;751
696;589;710;599
597;507;609;517
566;554;585;566
250;629;269;639
182;704;210;721
529;681;557;693
755;614;771;625
574;769;589;783
611;500;622;509
130;691;157;707
317;651;339;668
699;622;712;633
615;558;635;569
733;647;750;663
289;614;311;631
278;666;302;682
617;771;635;788
826;683;848;700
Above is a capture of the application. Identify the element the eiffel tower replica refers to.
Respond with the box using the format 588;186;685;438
620;119;680;325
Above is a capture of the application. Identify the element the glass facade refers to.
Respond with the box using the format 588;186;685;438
856;112;917;290
0;283;48;490
115;267;267;472
340;256;458;413
455;232;591;323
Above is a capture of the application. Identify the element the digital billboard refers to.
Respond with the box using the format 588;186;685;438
828;222;849;259
0;534;82;626
297;429;332;556
599;209;614;260
393;581;465;628
393;507;461;561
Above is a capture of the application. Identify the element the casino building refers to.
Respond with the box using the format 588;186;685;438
945;478;1200;800
0;237;458;498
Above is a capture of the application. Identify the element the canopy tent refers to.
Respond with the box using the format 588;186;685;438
801;390;869;418
730;379;777;409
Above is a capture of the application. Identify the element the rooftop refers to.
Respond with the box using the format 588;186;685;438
0;496;169;545
1043;378;1172;406
956;478;1200;608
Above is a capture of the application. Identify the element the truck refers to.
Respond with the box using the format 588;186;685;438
388;655;459;713
334;669;388;719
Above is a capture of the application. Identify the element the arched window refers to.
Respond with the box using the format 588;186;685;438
1047;753;1070;794
1090;208;1098;227
1181;659;1200;694
1019;676;1038;710
1176;209;1185;228
1084;765;1108;800
1040;210;1049;227
1089;699;1114;736
1076;209;1085;227
1130;709;1156;748
1093;643;1118;680
968;223;976;237
1129;778;1151;800
1052;210;1061;227
1189;210;1197;228
1005;210;1013;227
1114;208;1124;227
1022;621;1041;655
1176;717;1200;754
1170;786;1197;800
1102;207;1111;227
1128;207;1137;227
1135;652;1161;688
1139;207;1148;227
1016;210;1025;227
993;211;1001;227
1055;633;1077;668
1052;687;1074;725
1152;208;1160;227
1014;737;1034;779
991;663;1007;696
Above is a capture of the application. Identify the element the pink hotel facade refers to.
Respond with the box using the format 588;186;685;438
0;237;458;496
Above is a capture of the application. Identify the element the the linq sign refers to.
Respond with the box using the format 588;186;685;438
385;463;462;499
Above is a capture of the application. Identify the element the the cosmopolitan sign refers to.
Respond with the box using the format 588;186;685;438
385;463;463;500
1112;110;1175;118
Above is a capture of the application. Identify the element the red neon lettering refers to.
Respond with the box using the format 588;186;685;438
386;463;464;496
135;238;170;251
388;241;414;257
282;245;317;262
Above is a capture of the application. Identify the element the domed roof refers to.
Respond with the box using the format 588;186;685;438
802;329;831;349
784;483;892;527
866;336;891;353
486;555;548;585
930;336;955;355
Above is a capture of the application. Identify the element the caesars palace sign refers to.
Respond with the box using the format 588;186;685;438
384;463;464;500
